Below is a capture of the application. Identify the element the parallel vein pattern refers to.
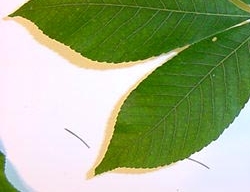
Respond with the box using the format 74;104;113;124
95;23;250;174
10;0;250;62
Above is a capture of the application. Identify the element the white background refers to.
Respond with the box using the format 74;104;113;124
1;1;250;192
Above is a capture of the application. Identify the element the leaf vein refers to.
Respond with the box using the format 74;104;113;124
19;2;250;18
138;32;250;144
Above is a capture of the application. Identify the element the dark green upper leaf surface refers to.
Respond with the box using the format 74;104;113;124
0;152;19;191
95;23;250;174
10;0;250;63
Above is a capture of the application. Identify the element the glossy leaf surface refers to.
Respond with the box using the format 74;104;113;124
95;23;250;174
9;0;250;176
10;0;250;62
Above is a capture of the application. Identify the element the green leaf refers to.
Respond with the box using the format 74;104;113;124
10;0;250;63
229;0;250;13
95;23;250;175
0;151;19;192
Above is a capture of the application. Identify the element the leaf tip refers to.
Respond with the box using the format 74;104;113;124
94;162;114;176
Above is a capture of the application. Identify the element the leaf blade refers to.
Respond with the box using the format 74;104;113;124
10;0;250;62
95;23;250;174
0;151;19;192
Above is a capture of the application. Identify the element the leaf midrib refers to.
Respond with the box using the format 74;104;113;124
16;2;250;18
145;28;250;139
114;26;250;160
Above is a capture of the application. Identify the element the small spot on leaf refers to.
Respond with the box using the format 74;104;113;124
212;37;217;42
